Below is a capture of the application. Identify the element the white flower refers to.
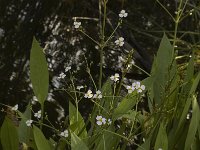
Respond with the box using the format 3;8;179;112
126;85;134;93
60;129;69;138
34;110;42;119
77;85;84;90
115;37;124;46
32;96;38;105
93;90;103;99
133;81;145;93
186;114;190;120
110;73;120;82
74;21;81;29
107;119;112;125
11;104;18;111
65;66;71;72
119;10;128;18
96;115;106;126
158;148;163;150
26;120;33;127
84;90;93;98
58;72;66;79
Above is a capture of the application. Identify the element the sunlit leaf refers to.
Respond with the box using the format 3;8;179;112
0;117;19;150
30;38;49;105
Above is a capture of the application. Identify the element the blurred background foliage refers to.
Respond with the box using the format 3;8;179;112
0;0;199;136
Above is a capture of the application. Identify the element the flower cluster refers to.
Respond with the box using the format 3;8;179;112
84;90;102;99
96;115;112;126
119;10;128;18
115;37;124;47
60;129;69;138
74;21;81;29
110;73;120;82
126;81;145;93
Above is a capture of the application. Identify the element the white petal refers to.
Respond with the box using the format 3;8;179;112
97;121;102;125
115;73;120;78
119;13;123;18
119;37;124;41
141;85;145;90
123;13;128;17
96;115;102;120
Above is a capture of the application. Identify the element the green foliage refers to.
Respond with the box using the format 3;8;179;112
33;125;52;150
0;117;19;150
71;132;89;150
69;101;87;139
113;92;137;121
18;104;31;144
30;37;49;105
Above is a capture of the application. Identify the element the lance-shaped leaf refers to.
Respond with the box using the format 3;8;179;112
30;38;49;105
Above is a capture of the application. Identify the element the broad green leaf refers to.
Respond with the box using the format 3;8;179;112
154;122;168;150
69;101;87;139
113;92;137;120
18;104;31;144
0;117;19;150
184;96;200;150
30;38;49;105
147;34;174;105
71;132;89;150
33;125;51;150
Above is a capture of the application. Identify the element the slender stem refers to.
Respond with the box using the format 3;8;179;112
99;46;104;89
132;64;151;76
104;22;121;46
98;0;107;89
156;0;175;21
79;30;100;46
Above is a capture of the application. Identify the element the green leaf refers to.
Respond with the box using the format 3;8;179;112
69;101;87;139
185;56;194;82
113;92;137;120
147;34;174;105
137;137;151;150
95;126;120;150
71;132;89;150
18;104;31;144
176;72;200;135
184;96;200;150
154;122;168;150
33;125;51;150
100;79;113;114
30;38;49;105
0;117;19;150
